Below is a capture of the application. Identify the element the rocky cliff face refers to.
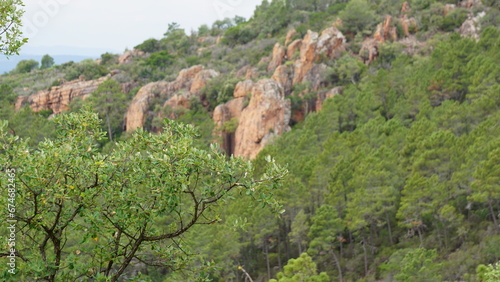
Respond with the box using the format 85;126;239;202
234;79;291;159
15;76;110;114
268;26;346;94
125;65;219;132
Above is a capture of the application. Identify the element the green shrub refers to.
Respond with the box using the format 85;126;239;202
441;8;468;32
13;59;39;74
143;50;174;68
64;59;107;81
134;38;161;53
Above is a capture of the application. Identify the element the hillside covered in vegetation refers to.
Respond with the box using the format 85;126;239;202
1;0;499;281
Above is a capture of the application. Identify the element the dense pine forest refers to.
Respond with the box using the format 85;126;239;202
1;0;499;281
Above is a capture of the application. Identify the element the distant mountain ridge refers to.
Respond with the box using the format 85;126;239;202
0;45;121;73
0;54;97;74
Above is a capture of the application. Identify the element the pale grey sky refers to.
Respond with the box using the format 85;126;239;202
20;0;263;55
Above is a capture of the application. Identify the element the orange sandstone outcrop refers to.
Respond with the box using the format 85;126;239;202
15;76;109;114
316;86;343;111
234;80;254;98
236;65;259;79
118;49;146;64
285;29;297;46
272;65;293;96
213;81;252;155
125;65;218;131
233;79;291;159
287;39;302;59
374;16;398;43
274;26;346;87
268;43;287;72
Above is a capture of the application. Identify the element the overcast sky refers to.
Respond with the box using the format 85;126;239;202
20;0;263;55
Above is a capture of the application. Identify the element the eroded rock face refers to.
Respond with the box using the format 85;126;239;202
234;80;254;98
291;28;345;85
268;43;287;72
293;30;319;84
458;0;481;9
125;81;171;131
272;65;293;96
460;12;485;40
285;29;297;46
317;27;347;59
316;86;343;111
15;76;109;114
401;1;411;13
125;65;219;132
400;15;418;36
213;91;249;156
118;49;146;64
190;69;219;94
287;39;302;59
236;65;259;79
359;38;379;64
374;16;397;43
234;79;291;159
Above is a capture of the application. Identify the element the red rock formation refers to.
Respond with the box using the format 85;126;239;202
374;16;397;43
458;0;481;9
285;29;297;46
236;65;259;79
118;50;146;64
287;39;303;59
460;12;485;40
190;69;219;94
401;1;411;13
268;43;287;72
163;90;192;112
317;27;347;59
234;79;291;159
400;15;418;36
125;65;219;132
359;38;379;64
15;76;109;114
272;65;293;96
234;80;254;98
293;30;318;84
213;87;249;156
292;28;345;85
125;81;171;132
316;86;343;111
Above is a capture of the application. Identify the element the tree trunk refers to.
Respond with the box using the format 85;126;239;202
106;112;113;142
386;212;393;245
488;200;498;230
417;226;424;247
265;239;271;281
361;237;368;276
349;231;354;257
330;249;343;282
277;224;282;270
